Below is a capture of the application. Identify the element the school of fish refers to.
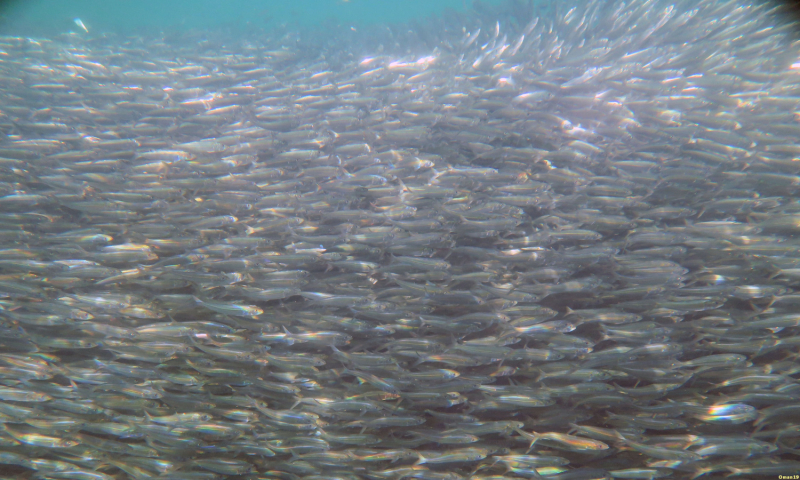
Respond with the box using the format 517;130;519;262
0;0;799;478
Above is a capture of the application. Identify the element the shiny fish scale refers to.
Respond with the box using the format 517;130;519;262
0;0;799;479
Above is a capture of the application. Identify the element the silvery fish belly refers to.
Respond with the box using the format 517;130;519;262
1;0;800;478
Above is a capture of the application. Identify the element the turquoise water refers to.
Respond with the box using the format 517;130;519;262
0;0;510;35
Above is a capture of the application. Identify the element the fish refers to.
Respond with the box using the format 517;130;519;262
73;18;89;33
0;0;798;477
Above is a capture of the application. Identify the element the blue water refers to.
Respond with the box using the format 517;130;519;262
0;0;510;35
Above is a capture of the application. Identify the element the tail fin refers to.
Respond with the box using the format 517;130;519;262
513;427;539;453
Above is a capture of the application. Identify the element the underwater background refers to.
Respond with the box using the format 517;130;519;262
0;0;513;35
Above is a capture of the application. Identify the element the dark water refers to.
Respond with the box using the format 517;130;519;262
0;0;799;479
